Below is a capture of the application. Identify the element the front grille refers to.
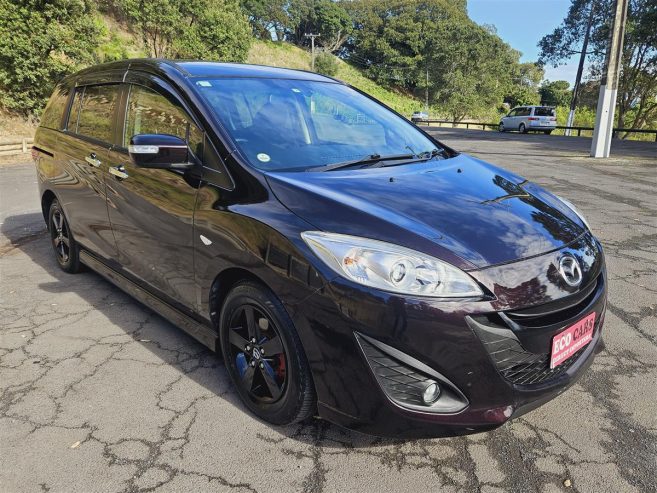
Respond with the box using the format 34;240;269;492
469;274;603;386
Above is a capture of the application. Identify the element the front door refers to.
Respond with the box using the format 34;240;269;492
106;79;203;313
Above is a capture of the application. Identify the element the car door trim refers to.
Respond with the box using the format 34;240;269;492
79;249;218;351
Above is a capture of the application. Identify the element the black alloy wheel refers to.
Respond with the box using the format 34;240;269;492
219;282;315;425
227;303;287;403
48;199;81;273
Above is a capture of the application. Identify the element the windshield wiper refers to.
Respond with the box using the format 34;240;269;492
306;153;416;172
373;148;447;168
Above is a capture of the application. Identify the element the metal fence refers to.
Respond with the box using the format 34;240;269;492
414;120;657;142
0;138;34;156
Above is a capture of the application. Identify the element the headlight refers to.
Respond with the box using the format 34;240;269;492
301;232;483;298
557;196;591;230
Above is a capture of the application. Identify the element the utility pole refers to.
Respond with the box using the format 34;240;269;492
425;67;429;115
305;33;320;71
591;0;629;158
565;0;595;136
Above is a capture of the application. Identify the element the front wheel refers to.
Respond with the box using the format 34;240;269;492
498;122;505;132
219;281;316;425
48;199;82;273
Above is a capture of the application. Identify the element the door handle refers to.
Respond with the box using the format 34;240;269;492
109;165;129;180
85;153;101;167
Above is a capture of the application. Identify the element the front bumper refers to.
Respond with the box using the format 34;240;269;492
290;234;607;438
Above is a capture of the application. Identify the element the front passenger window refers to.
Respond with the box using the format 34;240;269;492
124;85;202;158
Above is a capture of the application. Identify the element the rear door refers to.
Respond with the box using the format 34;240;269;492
105;75;203;313
54;82;120;261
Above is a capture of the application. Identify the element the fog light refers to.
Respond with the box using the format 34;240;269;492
422;382;441;404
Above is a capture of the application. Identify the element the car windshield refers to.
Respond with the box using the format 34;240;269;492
193;78;444;171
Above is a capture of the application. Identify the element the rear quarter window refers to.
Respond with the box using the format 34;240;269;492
534;107;556;117
40;85;69;130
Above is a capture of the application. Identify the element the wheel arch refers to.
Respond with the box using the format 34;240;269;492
209;267;270;329
41;189;58;226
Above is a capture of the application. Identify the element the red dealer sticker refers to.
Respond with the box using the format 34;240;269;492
550;312;596;369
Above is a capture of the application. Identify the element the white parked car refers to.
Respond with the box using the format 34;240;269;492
499;106;557;134
411;111;429;123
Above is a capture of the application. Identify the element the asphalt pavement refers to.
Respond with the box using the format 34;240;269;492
1;129;656;492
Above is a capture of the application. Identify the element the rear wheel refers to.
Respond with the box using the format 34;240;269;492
219;281;316;425
544;130;553;135
519;123;527;134
48;199;82;273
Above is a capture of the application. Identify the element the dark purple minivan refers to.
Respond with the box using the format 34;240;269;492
34;60;607;438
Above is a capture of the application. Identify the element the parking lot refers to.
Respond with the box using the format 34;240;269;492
1;129;656;493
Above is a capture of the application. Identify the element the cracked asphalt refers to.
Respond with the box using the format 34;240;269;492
1;129;656;493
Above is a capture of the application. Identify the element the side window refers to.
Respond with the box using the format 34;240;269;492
519;107;531;116
40;85;69;130
77;85;120;142
124;85;202;158
508;109;517;117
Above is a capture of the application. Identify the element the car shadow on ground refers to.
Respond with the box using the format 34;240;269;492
1;212;401;450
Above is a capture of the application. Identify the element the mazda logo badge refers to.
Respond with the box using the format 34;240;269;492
559;255;583;287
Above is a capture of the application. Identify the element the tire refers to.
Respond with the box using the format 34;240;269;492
219;281;316;425
519;123;527;134
498;122;505;132
544;130;553;135
48;199;82;273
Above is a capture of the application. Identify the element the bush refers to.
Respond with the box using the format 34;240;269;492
314;52;338;77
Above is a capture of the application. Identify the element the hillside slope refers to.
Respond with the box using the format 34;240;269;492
247;41;423;116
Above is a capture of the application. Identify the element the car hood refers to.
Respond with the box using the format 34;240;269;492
265;154;587;269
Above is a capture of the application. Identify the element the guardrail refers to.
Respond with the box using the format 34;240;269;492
414;120;657;142
0;138;34;156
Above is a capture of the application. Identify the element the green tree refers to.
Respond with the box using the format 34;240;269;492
539;0;657;134
429;22;518;121
0;0;100;116
539;80;571;106
119;0;251;60
240;0;289;40
505;62;544;107
290;0;353;52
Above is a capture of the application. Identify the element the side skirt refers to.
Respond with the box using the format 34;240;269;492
79;250;218;352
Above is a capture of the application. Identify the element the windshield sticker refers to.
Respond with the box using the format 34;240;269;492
196;81;212;87
256;153;271;163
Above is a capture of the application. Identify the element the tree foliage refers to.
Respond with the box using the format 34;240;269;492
314;51;339;76
505;62;544;107
345;0;527;120
0;0;100;115
539;0;657;133
539;80;572;107
119;0;251;60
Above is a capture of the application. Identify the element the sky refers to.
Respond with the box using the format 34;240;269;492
467;0;582;84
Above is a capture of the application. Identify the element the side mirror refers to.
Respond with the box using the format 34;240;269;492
128;134;192;169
